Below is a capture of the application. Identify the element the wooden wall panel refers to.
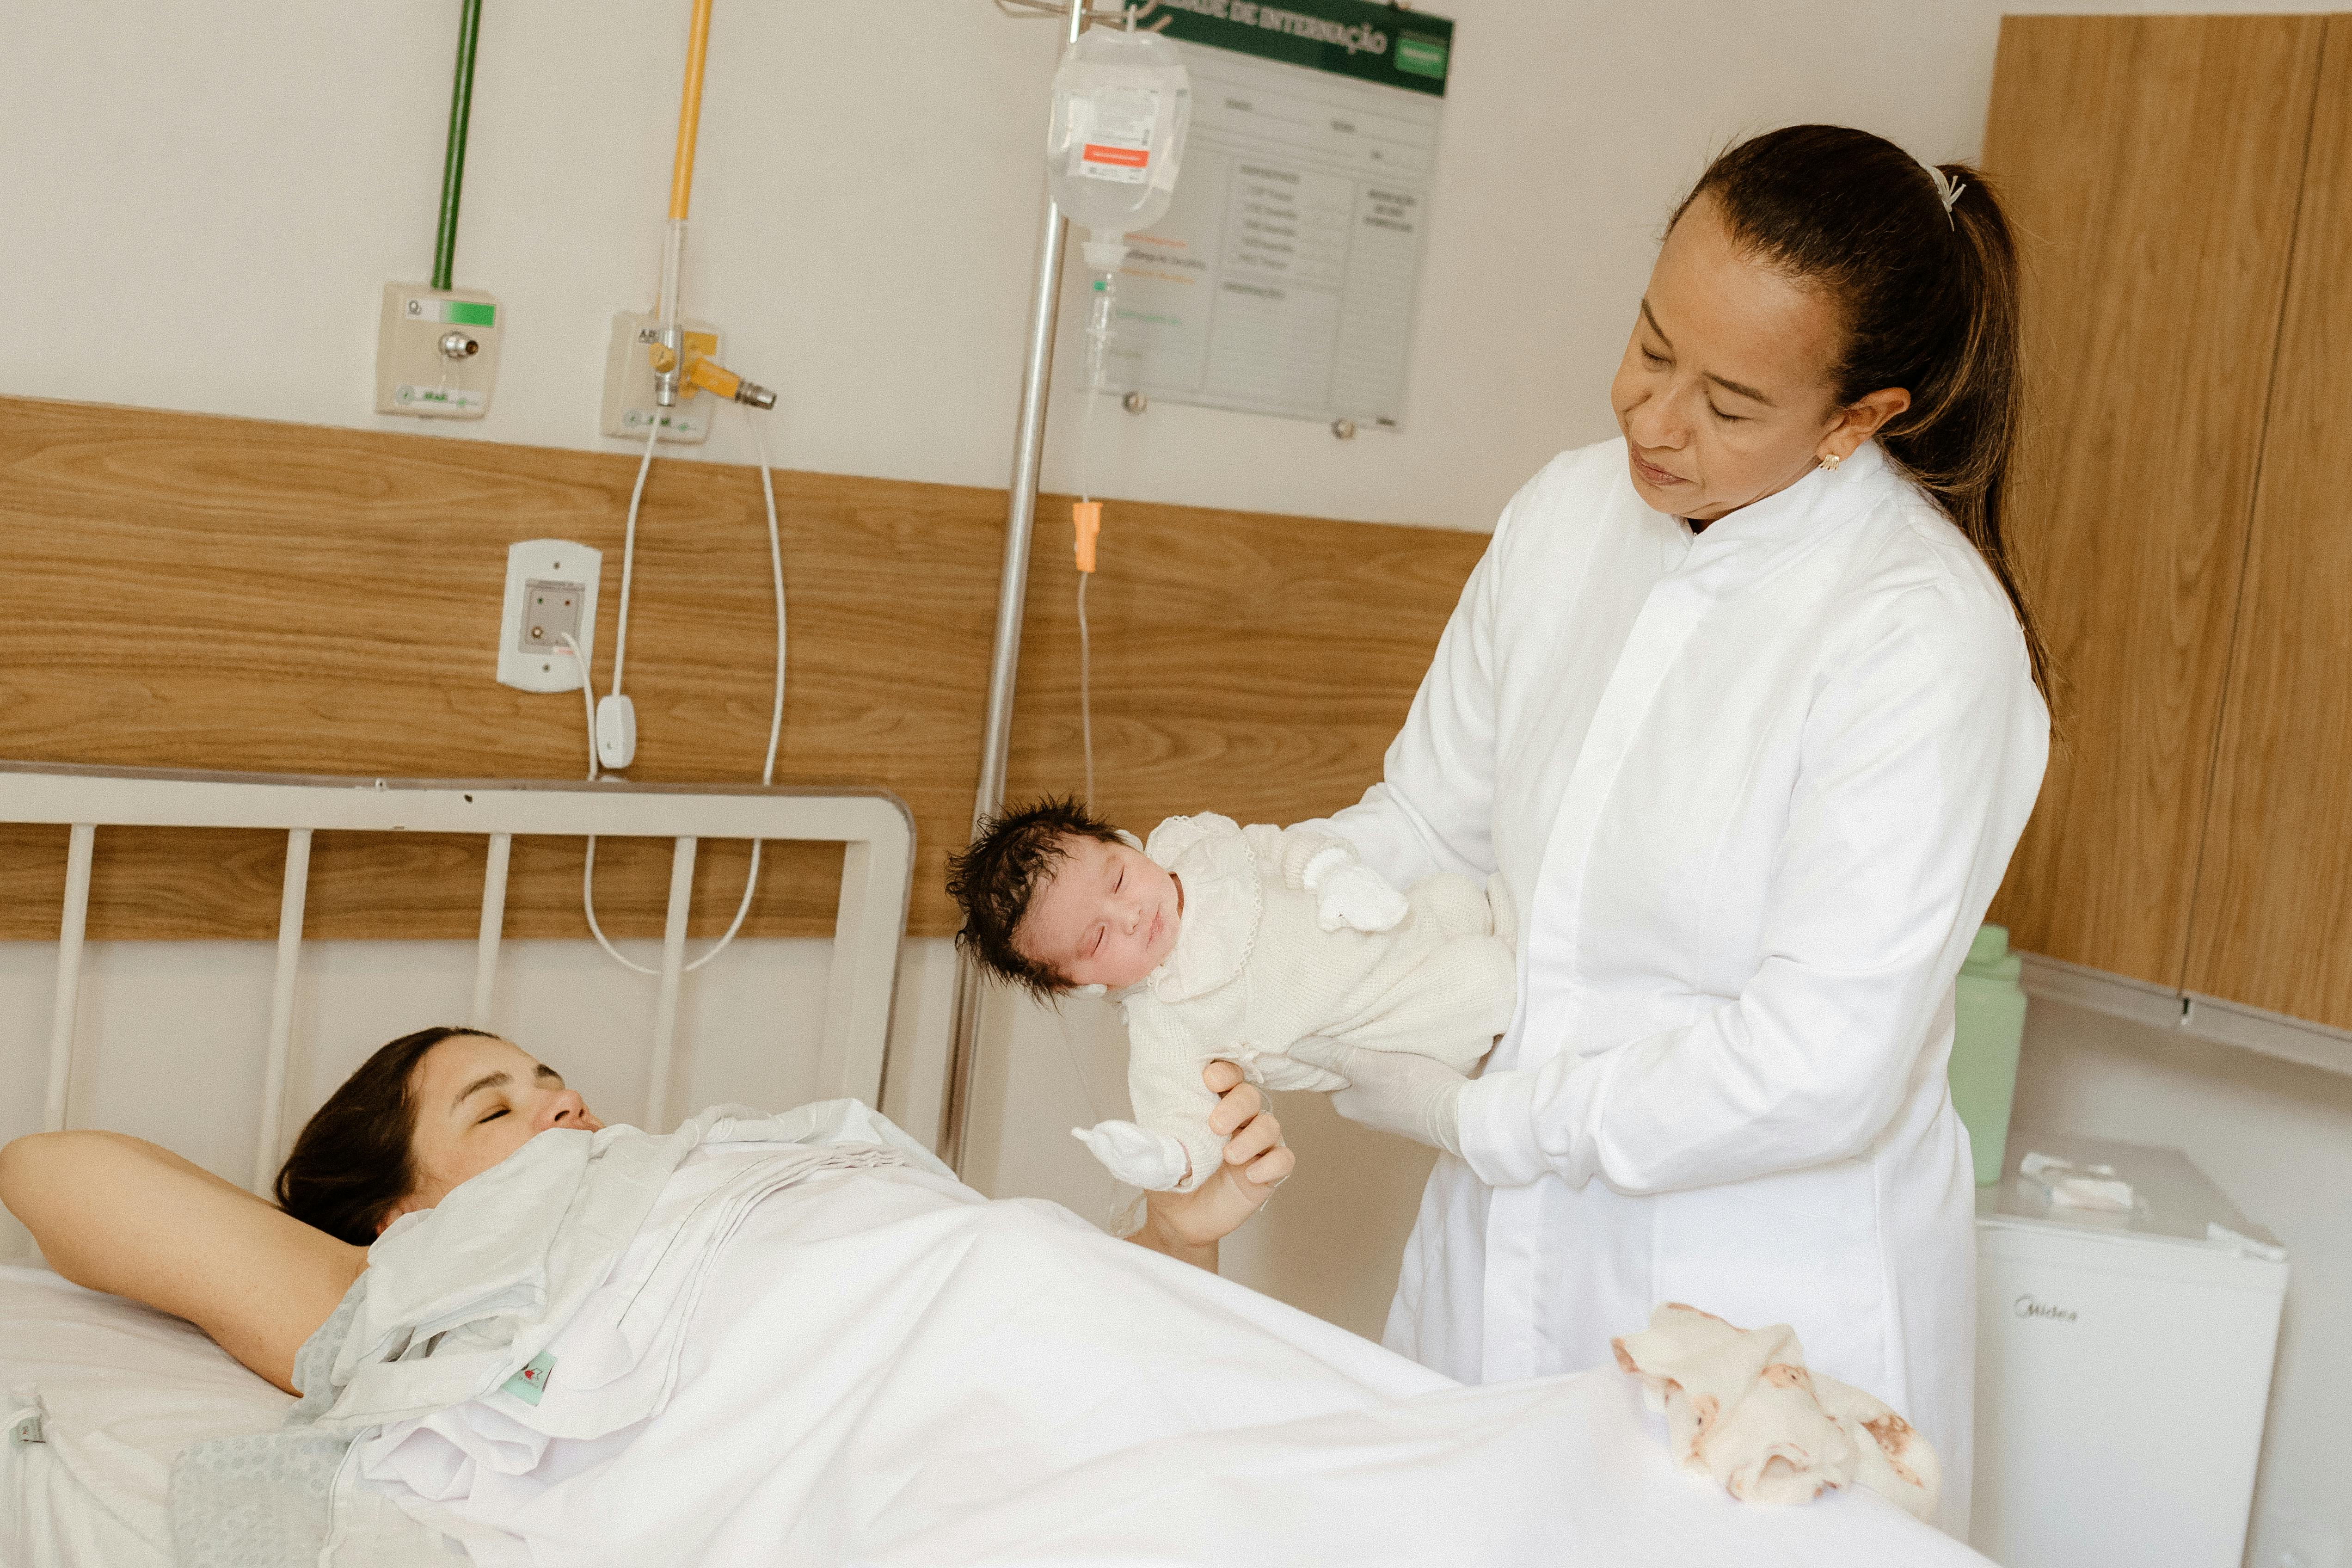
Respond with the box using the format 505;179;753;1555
2186;18;2352;1030
1003;494;1482;834
1982;14;2327;986
0;395;1484;941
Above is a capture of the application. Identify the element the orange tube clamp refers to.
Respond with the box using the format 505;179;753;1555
1073;501;1101;574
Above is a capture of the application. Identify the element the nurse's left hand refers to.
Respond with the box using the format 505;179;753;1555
1131;1062;1293;1272
1286;1039;1467;1156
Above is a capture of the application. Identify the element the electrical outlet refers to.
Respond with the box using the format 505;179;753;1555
377;283;501;419
600;310;720;443
497;539;602;693
518;579;584;653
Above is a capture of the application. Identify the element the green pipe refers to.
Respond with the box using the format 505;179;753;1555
431;0;484;292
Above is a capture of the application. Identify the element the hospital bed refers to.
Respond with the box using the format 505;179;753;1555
0;763;1989;1566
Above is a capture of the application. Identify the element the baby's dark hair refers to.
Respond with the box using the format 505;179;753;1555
945;796;1127;998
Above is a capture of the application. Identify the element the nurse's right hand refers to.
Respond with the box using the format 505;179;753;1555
1288;1039;1468;1156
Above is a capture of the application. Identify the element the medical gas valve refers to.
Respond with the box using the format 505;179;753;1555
375;285;504;420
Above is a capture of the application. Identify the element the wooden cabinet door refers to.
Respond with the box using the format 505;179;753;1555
1983;15;2328;988
2186;18;2352;1030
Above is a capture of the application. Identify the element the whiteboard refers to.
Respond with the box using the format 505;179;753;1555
1093;3;1453;430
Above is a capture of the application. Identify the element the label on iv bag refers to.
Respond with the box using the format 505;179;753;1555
1070;87;1162;184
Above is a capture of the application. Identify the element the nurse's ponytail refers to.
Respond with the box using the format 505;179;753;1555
1676;126;2050;700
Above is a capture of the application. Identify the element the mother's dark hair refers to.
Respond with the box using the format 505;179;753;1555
274;1025;493;1245
1676;125;2050;698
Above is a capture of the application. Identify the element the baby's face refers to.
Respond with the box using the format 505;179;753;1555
1017;834;1182;990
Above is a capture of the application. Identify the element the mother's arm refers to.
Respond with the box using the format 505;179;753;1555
1127;1061;1292;1271
0;1131;363;1394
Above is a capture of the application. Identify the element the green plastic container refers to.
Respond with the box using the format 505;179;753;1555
1950;924;2029;1186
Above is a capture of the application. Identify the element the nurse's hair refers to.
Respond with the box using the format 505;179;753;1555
1675;125;2050;699
274;1024;497;1245
946;795;1128;999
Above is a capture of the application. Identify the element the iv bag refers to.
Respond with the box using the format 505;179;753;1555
1045;25;1191;266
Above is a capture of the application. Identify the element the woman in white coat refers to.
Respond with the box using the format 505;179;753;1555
1288;126;2051;1533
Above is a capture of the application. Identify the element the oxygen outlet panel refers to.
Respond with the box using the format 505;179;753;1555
378;284;502;419
601;311;721;443
497;538;602;693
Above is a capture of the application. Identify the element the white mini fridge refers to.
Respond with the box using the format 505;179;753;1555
1972;1132;2289;1568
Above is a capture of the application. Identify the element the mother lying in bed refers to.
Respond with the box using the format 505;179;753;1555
0;1025;1290;1396
1;1027;1973;1566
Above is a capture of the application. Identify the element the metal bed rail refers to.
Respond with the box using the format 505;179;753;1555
0;762;916;1191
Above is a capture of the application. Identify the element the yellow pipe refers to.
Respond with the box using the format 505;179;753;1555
668;0;713;221
684;355;741;401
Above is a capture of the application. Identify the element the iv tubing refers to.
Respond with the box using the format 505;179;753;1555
1077;574;1096;805
1072;277;1110;807
430;0;485;292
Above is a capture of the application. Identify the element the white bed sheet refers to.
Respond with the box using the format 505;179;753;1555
4;1194;1992;1568
353;1158;1993;1567
0;1262;292;1567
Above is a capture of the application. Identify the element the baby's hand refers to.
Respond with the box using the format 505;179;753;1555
1315;862;1409;933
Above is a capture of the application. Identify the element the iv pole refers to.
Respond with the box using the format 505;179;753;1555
943;0;1091;1175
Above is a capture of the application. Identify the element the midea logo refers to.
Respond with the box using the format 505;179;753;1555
2013;1295;2079;1323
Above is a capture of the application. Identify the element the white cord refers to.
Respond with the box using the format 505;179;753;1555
610;419;660;700
574;403;786;977
561;631;600;782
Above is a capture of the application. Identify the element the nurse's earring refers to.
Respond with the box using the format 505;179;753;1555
1817;452;1844;472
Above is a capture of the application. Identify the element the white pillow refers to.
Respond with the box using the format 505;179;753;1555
1;1263;291;1555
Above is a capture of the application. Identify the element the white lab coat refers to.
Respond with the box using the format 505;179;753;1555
1316;437;2048;1534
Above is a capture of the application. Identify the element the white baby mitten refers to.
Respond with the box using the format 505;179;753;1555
1315;863;1409;933
1071;1119;1190;1191
1282;833;1410;932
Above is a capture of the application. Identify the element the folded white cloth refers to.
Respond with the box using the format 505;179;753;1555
2019;1150;2135;1212
1611;1303;1940;1521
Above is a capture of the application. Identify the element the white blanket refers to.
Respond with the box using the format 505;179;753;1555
349;1133;1990;1566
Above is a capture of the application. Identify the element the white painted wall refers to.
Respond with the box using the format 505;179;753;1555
4;0;2350;1559
0;0;2010;533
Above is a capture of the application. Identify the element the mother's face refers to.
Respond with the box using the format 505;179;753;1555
1609;191;1906;524
384;1034;602;1229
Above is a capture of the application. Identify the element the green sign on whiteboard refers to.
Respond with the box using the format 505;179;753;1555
1149;0;1455;97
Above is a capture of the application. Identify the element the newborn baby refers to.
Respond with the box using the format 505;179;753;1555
947;798;1517;1192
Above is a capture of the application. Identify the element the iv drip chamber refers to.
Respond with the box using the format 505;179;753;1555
1046;25;1191;271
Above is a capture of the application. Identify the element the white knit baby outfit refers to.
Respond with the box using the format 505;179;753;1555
1074;812;1517;1193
